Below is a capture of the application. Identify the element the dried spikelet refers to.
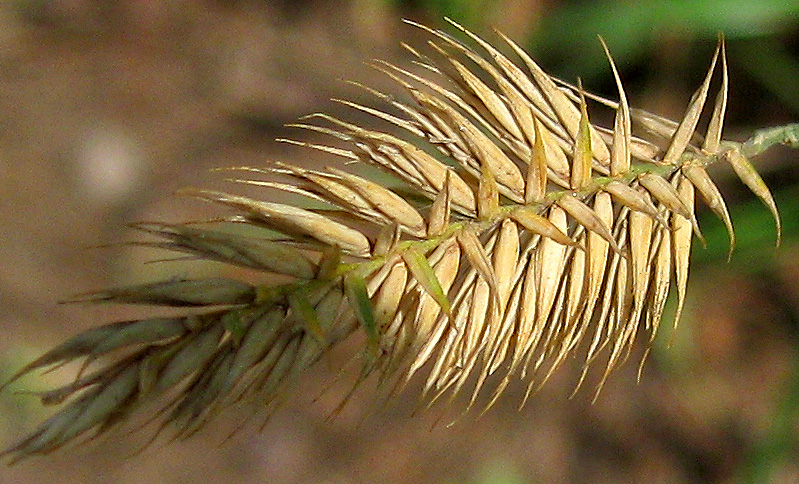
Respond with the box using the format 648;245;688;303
3;19;795;461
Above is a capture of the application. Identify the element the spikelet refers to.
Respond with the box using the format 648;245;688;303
3;20;794;461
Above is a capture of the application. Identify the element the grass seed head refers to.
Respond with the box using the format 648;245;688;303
2;19;791;462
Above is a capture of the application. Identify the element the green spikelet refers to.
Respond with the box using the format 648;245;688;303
2;19;795;461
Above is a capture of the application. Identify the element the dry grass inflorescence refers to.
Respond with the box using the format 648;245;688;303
2;18;795;461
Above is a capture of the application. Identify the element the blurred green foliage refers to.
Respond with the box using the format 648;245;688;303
692;184;799;267
392;0;799;113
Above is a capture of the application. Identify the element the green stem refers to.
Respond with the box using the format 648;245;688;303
741;123;799;159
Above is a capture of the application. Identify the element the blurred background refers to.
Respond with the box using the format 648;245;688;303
0;1;798;483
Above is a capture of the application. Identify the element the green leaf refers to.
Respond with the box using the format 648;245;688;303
400;247;451;315
288;290;325;344
343;273;377;351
